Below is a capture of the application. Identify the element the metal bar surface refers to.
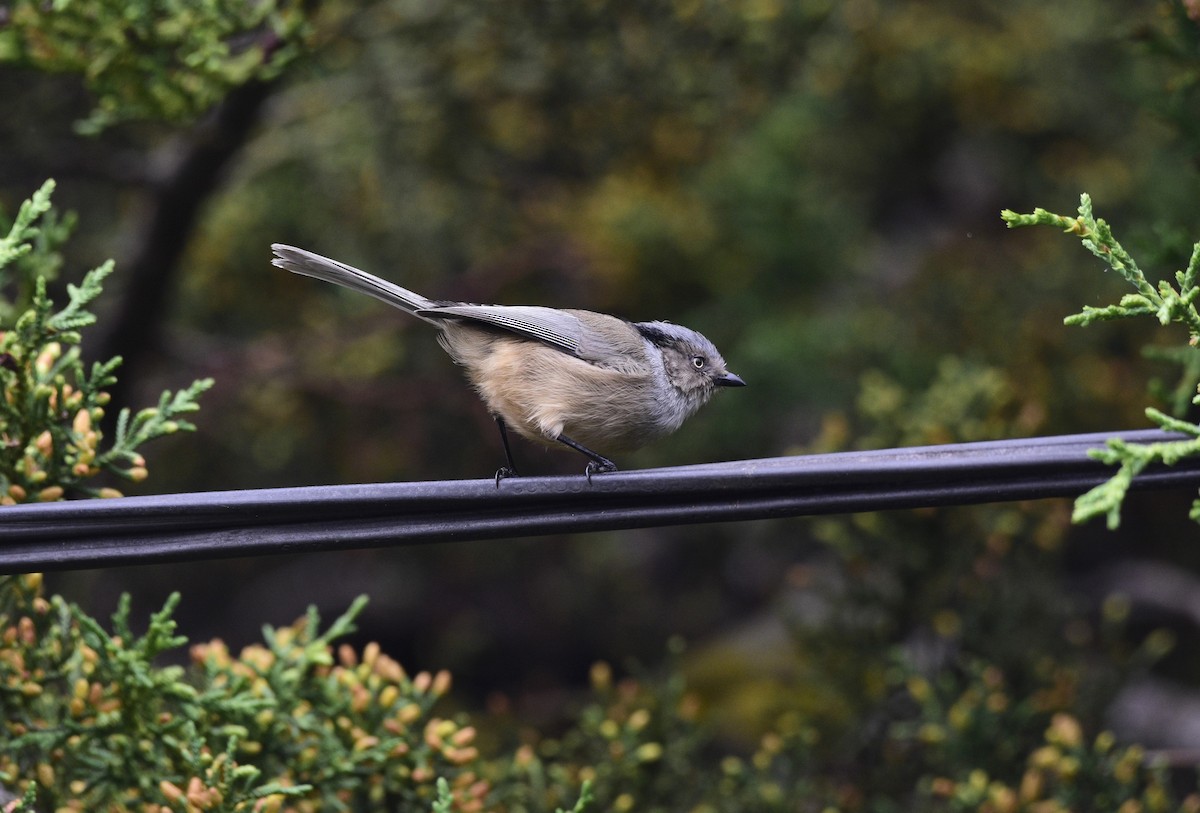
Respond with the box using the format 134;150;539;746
1;429;1197;573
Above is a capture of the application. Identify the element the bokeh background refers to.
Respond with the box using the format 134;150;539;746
5;0;1200;770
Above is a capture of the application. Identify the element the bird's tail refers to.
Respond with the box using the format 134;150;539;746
271;244;436;315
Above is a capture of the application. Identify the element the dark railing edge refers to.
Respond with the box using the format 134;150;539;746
0;429;1197;573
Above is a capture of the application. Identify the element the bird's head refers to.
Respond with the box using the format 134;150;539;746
635;321;746;396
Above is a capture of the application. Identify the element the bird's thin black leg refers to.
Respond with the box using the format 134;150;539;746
494;417;520;486
557;434;618;482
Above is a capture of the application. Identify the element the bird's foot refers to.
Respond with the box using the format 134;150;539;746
494;466;520;488
584;459;618;484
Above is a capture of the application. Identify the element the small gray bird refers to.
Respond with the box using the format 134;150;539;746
271;245;745;479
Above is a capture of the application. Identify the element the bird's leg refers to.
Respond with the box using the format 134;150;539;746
494;417;521;487
556;434;618;482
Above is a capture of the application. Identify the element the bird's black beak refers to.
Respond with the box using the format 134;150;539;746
715;372;746;387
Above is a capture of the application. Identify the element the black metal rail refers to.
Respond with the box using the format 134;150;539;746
1;429;1198;573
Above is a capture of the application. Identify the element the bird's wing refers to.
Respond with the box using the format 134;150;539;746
417;305;584;355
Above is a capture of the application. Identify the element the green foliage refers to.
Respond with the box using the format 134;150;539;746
431;778;454;813
500;642;1196;813
917;709;1191;812
556;781;593;813
514;654;834;813
800;358;1066;674
1072;419;1200;530
1003;196;1200;528
0;180;75;324
0;575;492;812
189;602;491;812
7;783;37;812
0;180;53;273
841;358;1023;450
0;0;308;133
1002;195;1200;338
1;569;1191;812
0;180;212;501
887;644;1192;811
0;574;312;812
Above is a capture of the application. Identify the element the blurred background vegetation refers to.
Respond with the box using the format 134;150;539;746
4;0;1200;807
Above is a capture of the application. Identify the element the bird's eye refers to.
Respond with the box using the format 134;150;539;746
692;356;707;369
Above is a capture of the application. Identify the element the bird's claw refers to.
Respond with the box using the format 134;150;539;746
584;460;618;484
494;466;519;488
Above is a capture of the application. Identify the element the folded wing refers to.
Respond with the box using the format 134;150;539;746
418;304;585;355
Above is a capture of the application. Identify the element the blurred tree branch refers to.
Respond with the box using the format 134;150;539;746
95;78;277;413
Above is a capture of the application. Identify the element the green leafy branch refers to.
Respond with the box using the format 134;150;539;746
0;180;212;502
1003;194;1200;336
0;180;74;320
1071;413;1200;529
0;179;54;272
0;0;310;133
444;777;591;813
1002;195;1200;528
0;574;313;812
0;578;488;811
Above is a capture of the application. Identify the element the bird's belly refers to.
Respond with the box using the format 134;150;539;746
462;339;667;451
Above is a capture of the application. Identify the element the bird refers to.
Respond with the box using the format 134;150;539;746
271;244;745;480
